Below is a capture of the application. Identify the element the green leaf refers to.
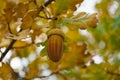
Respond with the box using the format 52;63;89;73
55;0;69;15
40;46;47;57
40;41;47;57
113;56;120;65
112;13;120;30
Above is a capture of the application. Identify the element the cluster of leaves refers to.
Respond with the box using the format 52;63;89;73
0;0;119;80
87;0;120;79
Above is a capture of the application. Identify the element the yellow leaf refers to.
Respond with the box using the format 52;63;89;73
19;0;28;3
13;40;28;48
36;0;45;7
58;42;88;69
28;1;37;10
9;20;19;34
0;0;6;15
0;39;10;48
0;63;17;80
25;59;41;79
66;29;82;42
21;14;33;29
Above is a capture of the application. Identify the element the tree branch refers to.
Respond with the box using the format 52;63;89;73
0;0;55;62
38;0;55;12
39;15;54;20
0;40;16;62
7;22;12;34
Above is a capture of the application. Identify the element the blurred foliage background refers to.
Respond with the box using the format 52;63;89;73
0;0;120;80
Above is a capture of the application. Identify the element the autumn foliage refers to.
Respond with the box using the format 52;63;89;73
0;0;120;80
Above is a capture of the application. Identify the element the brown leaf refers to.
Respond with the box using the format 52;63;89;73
4;1;16;21
72;12;87;19
31;28;42;42
0;63;17;80
21;14;33;29
14;3;28;18
68;0;83;10
85;13;98;28
73;22;87;29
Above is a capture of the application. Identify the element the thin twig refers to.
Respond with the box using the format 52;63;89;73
7;22;12;34
0;40;16;62
43;9;49;18
0;49;3;54
38;0;55;12
0;0;54;62
38;0;55;19
42;4;52;18
39;15;53;19
33;0;37;5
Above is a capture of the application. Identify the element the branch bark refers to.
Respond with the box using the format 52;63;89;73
38;0;55;12
0;40;16;62
0;0;54;62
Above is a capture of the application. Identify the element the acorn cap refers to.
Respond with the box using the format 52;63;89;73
47;28;64;39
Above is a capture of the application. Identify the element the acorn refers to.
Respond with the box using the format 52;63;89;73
47;28;64;62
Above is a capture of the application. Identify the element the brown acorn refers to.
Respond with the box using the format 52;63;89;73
47;28;64;62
